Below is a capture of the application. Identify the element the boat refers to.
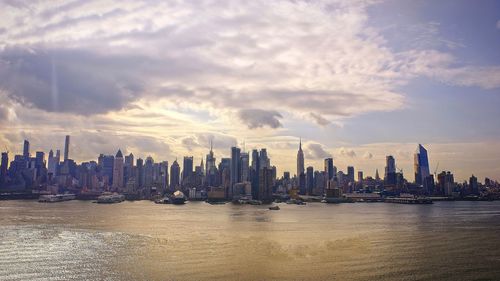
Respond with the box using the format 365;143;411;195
171;191;187;205
269;205;280;210
97;193;125;204
155;197;171;204
248;200;263;205
38;193;76;203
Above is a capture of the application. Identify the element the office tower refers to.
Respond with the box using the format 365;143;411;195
296;139;304;177
324;158;334;181
258;167;273;202
240;152;249;182
170;159;180;190
136;158;144;188
259;148;270;169
414;144;430;185
385;155;396;185
124;153;134;185
469;175;478;195
23;140;29;159
250;150;260;200
314;171;326;195
229;147;241;198
182;156;193;182
205;143;218;187
64;135;70;162
358;171;363;183
306;166;314;195
437;171;454;196
101;155;114;186
47;150;55;175
144;156;154;187
1;152;8;178
112;150;124;190
375;169;380;181
347;166;355;183
159;161;168;192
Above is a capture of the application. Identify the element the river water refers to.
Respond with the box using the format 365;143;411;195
0;200;499;281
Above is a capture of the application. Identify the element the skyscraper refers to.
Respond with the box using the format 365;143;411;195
112;149;124;190
170;159;180;191
296;139;304;177
1;152;8;178
414;144;430;185
306;166;314;195
230;147;241;197
64;135;70;162
385;155;396;185
324;158;334;181
240;152;249;182
250;149;260;200
347;166;355;183
182;156;193;182
23;140;29;160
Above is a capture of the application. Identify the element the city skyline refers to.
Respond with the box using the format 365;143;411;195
2;135;497;184
1;1;500;182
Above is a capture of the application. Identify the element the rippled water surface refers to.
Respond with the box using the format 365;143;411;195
1;200;500;280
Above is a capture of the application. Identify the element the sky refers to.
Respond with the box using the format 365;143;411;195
0;0;499;182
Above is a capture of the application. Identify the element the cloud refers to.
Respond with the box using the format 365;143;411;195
238;109;283;129
181;133;237;151
0;47;143;114
339;147;356;158
363;152;373;159
497;20;500;29
309;112;331;126
305;143;331;159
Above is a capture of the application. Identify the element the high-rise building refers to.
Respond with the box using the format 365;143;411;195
170;159;180;191
306;166;314;195
230;147;241;198
1;152;8;178
205;143;218;187
347;166;355;183
144;156;154;187
23;140;30;160
437;171;454;196
250;150;260;200
469;175;478;195
357;171;363;183
112;150;124;190
258;167;273;202
182;156;193;182
324;158;334;181
259;148;270;169
136;158;144;188
414;144;430;185
64;135;70;162
296;139;304;177
101;155;114;186
240;152;249;182
385;155;396;185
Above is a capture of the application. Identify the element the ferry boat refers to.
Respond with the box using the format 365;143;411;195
155;197;171;204
269;205;280;210
171;191;187;205
97;193;125;204
38;194;76;203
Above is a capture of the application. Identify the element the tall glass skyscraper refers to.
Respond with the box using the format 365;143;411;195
414;144;430;185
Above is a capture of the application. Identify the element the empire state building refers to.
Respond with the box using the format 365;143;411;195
297;139;305;177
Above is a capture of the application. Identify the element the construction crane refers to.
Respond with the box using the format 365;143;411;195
433;162;439;177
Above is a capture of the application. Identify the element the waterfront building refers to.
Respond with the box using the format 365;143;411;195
240;152;249;182
306;166;314;195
